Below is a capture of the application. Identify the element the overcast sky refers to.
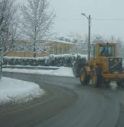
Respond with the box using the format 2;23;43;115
49;0;124;40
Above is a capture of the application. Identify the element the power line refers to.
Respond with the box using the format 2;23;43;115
93;18;124;21
56;18;124;22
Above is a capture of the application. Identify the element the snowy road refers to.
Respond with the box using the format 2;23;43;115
2;72;124;127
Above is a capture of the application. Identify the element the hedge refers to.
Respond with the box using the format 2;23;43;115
3;54;87;67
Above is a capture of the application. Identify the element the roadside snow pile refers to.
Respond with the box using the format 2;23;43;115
51;67;74;77
3;67;74;77
0;77;45;105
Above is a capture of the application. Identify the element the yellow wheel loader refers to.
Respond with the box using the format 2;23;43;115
79;42;124;87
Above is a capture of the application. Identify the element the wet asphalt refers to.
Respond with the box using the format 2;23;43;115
1;72;124;127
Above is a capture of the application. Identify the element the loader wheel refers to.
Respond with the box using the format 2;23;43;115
80;68;89;85
117;80;124;87
103;80;110;88
91;75;103;88
91;75;97;87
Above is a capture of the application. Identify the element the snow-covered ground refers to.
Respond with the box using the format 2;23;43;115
0;67;74;105
0;77;45;105
3;67;74;77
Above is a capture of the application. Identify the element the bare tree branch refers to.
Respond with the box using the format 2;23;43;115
0;0;18;53
21;0;55;57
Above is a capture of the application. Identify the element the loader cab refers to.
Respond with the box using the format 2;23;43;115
93;43;116;58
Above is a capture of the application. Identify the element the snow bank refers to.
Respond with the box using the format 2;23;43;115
51;67;74;77
3;67;74;77
0;77;45;105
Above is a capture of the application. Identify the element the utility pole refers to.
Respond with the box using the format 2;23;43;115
81;13;91;61
0;48;3;80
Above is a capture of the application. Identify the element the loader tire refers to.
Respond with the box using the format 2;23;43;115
80;68;90;85
91;75;103;88
91;75;97;87
103;80;110;88
117;80;124;87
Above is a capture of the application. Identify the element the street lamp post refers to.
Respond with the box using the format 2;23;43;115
0;48;3;80
81;13;91;61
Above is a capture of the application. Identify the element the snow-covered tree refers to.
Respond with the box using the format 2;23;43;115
0;0;17;53
21;0;55;57
116;38;124;57
68;33;84;43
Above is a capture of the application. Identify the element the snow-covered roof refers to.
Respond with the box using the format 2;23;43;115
45;39;74;45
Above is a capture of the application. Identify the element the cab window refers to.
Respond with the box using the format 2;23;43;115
99;44;114;57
